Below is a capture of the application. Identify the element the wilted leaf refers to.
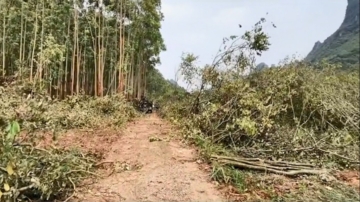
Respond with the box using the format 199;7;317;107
4;183;10;191
6;163;14;176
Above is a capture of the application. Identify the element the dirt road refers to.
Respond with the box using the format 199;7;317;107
73;114;225;202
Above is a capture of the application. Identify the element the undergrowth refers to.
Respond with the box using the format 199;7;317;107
0;80;138;201
0;81;137;132
159;18;360;201
163;57;359;169
162;62;359;201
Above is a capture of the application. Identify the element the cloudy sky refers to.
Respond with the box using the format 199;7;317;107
156;0;347;87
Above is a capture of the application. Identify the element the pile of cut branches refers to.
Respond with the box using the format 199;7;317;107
0;121;98;201
0;80;138;201
211;155;326;176
161;18;359;170
169;62;359;169
0;80;138;133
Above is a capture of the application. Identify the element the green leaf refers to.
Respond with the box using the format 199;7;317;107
6;121;20;142
11;121;20;135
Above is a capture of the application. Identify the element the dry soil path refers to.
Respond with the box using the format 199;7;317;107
72;113;226;202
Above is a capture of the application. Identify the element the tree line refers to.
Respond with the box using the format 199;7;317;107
0;0;165;99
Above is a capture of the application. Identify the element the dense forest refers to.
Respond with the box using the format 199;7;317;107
0;0;171;99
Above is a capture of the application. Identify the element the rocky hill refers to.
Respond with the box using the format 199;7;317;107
255;62;269;71
305;0;359;67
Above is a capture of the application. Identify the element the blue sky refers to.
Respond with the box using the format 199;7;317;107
155;0;347;87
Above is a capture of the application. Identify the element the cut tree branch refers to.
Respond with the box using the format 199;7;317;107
211;155;327;176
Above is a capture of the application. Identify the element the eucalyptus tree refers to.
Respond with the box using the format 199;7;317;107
0;0;166;99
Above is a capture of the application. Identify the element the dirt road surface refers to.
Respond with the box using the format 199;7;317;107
72;114;226;202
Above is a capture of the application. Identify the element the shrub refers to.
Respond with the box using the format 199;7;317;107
164;62;359;168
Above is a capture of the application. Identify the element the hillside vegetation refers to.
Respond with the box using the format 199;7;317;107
305;0;359;67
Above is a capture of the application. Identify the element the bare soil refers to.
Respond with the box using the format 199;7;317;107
334;170;360;189
68;114;226;202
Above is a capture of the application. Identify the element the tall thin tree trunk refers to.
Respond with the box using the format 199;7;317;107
19;2;24;78
30;4;39;82
1;10;6;77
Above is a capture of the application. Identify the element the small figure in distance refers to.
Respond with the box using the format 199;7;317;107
139;95;153;114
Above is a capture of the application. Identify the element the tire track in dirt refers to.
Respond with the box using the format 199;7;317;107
72;113;225;202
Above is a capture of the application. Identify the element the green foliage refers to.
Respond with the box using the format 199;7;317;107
212;164;246;191
167;63;359;167
307;32;360;68
0;0;165;99
305;0;359;67
5;121;20;145
163;38;359;199
162;17;359;171
179;53;201;88
0;120;97;201
0;81;138;133
154;11;360;201
146;66;188;108
0;80;138;201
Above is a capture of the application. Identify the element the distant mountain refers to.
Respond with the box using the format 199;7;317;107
255;62;269;71
168;79;178;86
305;0;359;67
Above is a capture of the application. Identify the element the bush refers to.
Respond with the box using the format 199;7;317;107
0;82;138;133
0;81;139;201
163;62;359;168
0;121;97;201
